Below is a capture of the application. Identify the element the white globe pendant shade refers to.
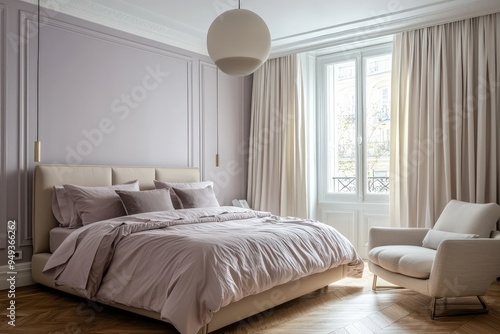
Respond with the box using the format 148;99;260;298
207;9;271;76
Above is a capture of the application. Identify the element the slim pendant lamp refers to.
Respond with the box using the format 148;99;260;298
207;0;270;76
215;68;220;167
34;0;41;162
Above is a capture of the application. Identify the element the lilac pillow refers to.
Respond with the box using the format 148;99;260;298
63;180;139;225
154;180;213;209
52;185;82;228
116;188;175;215
172;185;220;209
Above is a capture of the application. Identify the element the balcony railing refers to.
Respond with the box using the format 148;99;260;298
331;176;389;193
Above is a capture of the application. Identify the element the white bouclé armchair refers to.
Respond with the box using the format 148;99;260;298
368;200;500;318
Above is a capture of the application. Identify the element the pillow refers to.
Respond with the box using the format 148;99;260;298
433;200;500;238
52;186;82;228
116;188;175;215
154;180;213;209
422;229;479;250
172;185;220;209
63;180;139;225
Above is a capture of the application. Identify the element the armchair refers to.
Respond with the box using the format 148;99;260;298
368;200;500;319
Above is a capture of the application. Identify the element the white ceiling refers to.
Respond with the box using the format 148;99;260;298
33;0;500;57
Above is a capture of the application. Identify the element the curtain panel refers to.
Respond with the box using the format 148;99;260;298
391;14;500;228
247;54;308;218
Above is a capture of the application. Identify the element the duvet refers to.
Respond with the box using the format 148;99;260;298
44;207;363;334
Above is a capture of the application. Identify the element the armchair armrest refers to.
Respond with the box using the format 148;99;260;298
368;227;429;250
429;239;500;297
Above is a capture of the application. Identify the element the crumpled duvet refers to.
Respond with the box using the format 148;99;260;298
44;206;364;334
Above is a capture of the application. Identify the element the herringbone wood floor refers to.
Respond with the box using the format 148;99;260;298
2;264;500;334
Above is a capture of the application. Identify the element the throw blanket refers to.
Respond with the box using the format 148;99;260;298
44;207;363;334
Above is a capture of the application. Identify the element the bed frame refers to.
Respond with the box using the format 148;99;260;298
31;164;348;333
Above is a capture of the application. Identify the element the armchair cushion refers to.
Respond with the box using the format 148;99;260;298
433;200;500;238
369;245;436;279
422;229;478;250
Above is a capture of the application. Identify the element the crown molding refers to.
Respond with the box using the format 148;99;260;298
269;0;500;57
20;0;500;58
20;0;208;55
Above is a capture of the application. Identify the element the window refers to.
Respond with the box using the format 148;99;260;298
318;45;392;202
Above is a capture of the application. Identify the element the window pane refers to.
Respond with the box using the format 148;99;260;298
365;54;391;194
327;61;357;193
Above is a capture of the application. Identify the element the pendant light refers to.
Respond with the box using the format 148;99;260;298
207;0;270;76
34;0;41;162
215;67;220;167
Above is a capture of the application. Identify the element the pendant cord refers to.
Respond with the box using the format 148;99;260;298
36;0;40;142
216;68;220;165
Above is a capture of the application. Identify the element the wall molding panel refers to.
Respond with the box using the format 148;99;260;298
186;58;194;168
358;211;390;259
2;1;249;264
199;61;216;181
198;61;248;205
18;11;33;247
0;4;6;249
318;204;389;259
38;13;196;168
321;210;357;247
42;17;194;65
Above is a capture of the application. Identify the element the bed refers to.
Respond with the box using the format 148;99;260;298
31;164;363;334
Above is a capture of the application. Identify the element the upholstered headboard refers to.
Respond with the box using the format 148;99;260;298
32;164;200;254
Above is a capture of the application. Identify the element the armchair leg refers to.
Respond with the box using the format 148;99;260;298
430;296;489;319
431;297;437;320
372;275;377;290
477;296;488;311
371;274;405;291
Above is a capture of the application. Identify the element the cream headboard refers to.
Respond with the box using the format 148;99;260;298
32;164;200;254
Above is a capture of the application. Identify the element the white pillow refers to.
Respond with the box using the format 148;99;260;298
63;180;140;225
154;180;213;209
422;229;479;250
433;200;500;238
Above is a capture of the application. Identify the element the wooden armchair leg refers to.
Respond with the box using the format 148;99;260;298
371;275;405;291
372;275;377;290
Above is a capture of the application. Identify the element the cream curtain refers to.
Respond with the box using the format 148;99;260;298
391;14;500;228
247;54;308;218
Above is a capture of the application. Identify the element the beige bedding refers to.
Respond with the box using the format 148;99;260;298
44;206;363;334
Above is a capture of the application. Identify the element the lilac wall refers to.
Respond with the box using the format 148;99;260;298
0;0;252;266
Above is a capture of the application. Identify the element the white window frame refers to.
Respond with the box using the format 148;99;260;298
317;43;392;204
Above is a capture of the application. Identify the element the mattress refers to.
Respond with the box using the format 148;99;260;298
49;227;76;253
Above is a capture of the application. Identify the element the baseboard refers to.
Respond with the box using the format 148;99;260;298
0;262;34;290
